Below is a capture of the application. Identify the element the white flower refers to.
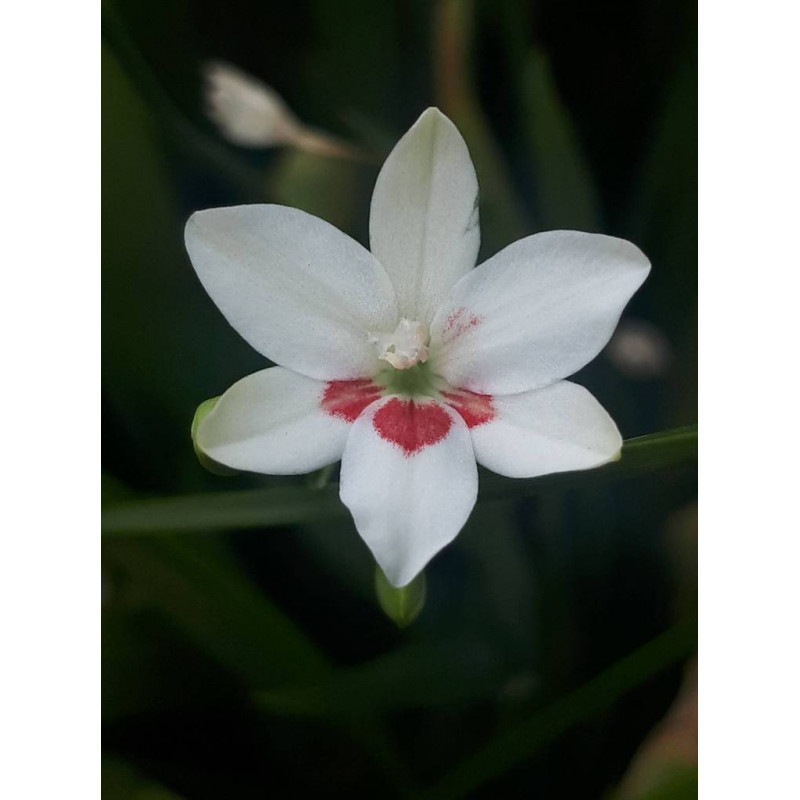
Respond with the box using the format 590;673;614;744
185;108;650;587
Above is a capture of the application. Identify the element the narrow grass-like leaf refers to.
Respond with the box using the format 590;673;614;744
104;535;330;686
415;620;697;800
521;47;602;231
433;0;529;251
255;639;504;717
103;533;414;791
103;426;696;536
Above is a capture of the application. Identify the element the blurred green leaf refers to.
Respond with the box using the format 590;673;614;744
456;501;537;658
416;620;697;800
255;639;504;717
102;42;187;472
628;34;697;427
434;0;529;251
305;0;400;122
521;47;602;231
104;524;414;790
102;758;185;800
103;484;343;533
103;535;330;687
102;608;240;723
102;43;261;488
103;425;697;535
268;148;371;234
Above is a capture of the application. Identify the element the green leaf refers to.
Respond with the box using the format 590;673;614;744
627;36;698;427
433;0;530;252
479;424;697;500
251;620;694;796
102;425;697;535
521;47;602;231
103;534;331;687
102;42;261;488
102;758;185;800
103;484;345;534
103;485;414;791
375;567;427;628
268;148;369;234
416;620;697;800
255;638;504;718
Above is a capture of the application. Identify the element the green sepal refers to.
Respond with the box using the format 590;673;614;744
191;397;239;476
374;566;426;629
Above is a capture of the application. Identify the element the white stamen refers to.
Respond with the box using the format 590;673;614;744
371;319;430;370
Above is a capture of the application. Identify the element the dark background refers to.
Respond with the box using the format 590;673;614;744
102;0;697;797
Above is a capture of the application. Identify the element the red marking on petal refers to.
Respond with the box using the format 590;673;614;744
373;399;452;457
441;307;482;343
442;389;495;429
322;379;382;423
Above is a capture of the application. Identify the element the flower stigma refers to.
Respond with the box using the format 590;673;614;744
371;318;430;370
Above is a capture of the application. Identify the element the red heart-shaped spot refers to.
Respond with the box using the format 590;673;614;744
372;398;452;457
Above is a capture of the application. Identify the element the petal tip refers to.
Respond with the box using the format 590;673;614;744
184;206;219;241
414;106;456;132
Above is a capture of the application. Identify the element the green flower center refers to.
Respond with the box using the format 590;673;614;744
374;360;447;399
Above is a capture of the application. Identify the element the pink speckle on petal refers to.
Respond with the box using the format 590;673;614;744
442;389;495;429
372;399;452;457
441;307;482;343
322;379;383;422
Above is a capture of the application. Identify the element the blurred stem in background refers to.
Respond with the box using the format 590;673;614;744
520;47;603;232
416;618;696;800
434;0;529;251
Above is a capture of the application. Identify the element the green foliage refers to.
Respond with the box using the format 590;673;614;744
521;47;602;231
103;425;697;535
418;620;696;800
102;759;185;800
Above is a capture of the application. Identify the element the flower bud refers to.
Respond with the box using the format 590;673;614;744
204;60;302;148
204;60;361;159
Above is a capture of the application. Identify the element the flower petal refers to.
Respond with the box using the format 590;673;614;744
340;396;478;587
369;108;480;325
185;205;398;381
430;231;650;394
196;367;352;474
469;381;622;478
